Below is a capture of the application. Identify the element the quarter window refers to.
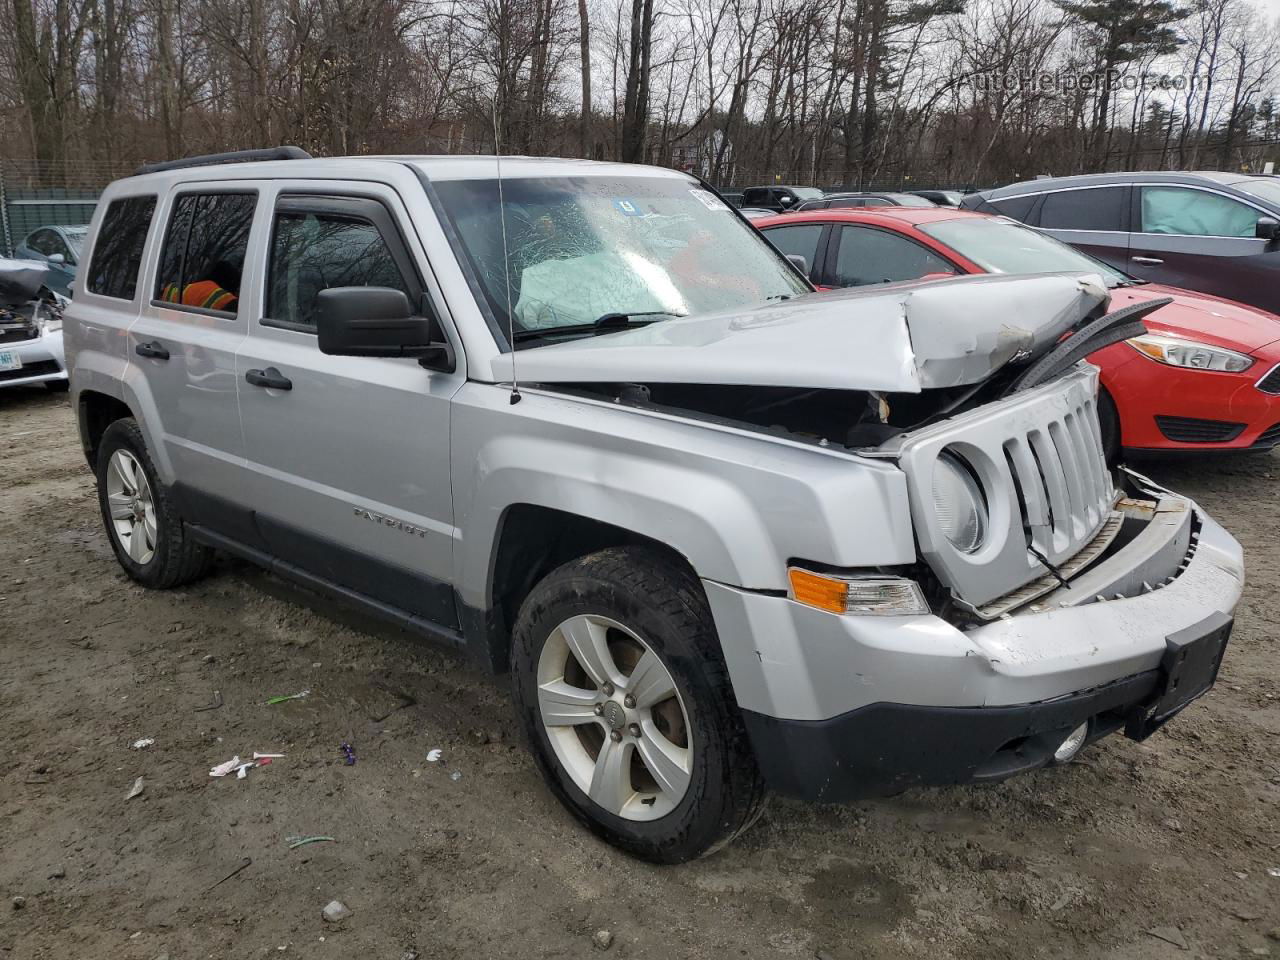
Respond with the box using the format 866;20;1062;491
1140;187;1260;238
266;209;411;329
1038;187;1126;231
989;195;1037;223
155;192;255;313
832;225;956;287
86;196;156;300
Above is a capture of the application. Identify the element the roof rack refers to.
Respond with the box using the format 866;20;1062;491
132;146;312;177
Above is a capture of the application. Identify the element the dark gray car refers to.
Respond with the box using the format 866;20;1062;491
795;192;936;211
961;172;1280;315
739;184;824;212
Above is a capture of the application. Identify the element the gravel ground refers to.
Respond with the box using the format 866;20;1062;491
1;387;1278;960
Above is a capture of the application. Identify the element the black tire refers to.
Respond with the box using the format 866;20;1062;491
511;546;767;863
44;379;70;392
96;418;214;588
1097;387;1120;465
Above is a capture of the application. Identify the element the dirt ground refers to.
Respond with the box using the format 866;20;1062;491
0;387;1277;960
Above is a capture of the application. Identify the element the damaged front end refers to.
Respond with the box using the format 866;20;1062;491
504;270;1217;625
871;364;1207;626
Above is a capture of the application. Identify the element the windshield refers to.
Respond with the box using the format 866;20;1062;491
890;194;936;207
919;216;1131;287
63;227;87;258
1235;178;1280;208
433;176;810;344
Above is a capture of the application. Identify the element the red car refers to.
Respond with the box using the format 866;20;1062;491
757;208;1280;456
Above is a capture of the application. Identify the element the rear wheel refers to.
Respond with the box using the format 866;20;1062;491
511;546;766;863
96;418;213;588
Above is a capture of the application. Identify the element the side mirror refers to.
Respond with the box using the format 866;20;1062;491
47;253;65;265
316;286;455;371
786;254;808;275
779;195;795;207
1257;216;1279;241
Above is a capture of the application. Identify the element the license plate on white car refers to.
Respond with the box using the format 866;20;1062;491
0;350;22;372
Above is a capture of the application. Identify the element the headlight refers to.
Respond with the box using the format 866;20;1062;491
931;454;986;553
1127;334;1253;373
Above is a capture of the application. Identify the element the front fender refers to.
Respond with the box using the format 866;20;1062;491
450;384;916;610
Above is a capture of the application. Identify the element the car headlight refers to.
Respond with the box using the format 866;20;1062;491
932;453;986;553
1127;334;1253;373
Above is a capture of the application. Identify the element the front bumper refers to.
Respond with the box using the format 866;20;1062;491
1101;341;1280;452
0;328;66;388
705;483;1244;799
743;670;1159;801
744;609;1232;801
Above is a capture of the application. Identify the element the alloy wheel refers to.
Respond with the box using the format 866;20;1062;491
105;449;157;565
536;614;693;820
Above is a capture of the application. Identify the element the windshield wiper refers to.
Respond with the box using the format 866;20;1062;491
512;312;678;343
592;311;677;333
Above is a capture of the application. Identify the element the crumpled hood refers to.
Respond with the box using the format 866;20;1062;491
489;272;1110;393
0;258;51;306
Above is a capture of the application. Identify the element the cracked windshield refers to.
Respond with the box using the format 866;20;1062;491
433;176;809;344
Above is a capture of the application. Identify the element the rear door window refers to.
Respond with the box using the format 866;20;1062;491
831;225;957;286
86;195;157;300
1140;187;1260;238
155;192;256;314
742;188;769;206
265;201;413;331
1038;187;1127;231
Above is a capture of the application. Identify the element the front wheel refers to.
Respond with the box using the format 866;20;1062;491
511;546;766;863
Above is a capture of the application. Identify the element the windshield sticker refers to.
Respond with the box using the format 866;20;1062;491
613;198;644;217
689;189;729;211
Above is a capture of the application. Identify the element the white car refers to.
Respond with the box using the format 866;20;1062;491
0;259;69;391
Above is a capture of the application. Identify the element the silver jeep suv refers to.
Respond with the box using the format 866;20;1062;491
66;148;1245;863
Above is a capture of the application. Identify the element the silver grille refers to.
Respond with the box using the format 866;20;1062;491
883;366;1115;608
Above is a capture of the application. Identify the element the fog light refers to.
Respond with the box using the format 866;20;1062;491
1053;722;1089;763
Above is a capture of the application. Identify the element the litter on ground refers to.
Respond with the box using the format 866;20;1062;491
210;756;241;778
287;836;336;849
266;690;310;705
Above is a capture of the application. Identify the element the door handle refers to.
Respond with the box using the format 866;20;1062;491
1130;256;1164;265
135;340;169;360
245;366;293;391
